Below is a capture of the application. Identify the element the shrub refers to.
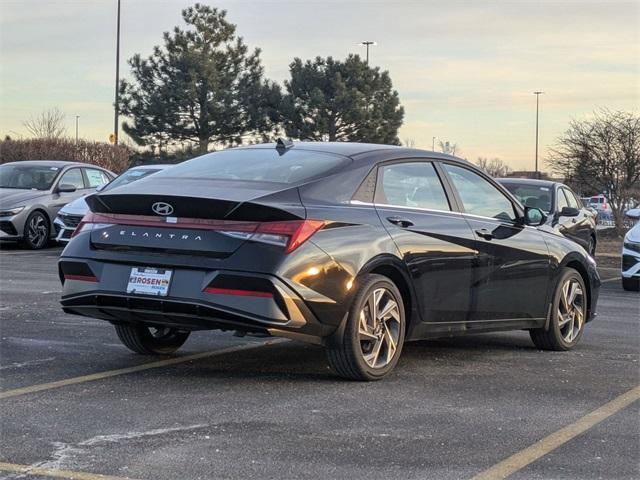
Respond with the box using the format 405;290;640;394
0;138;131;173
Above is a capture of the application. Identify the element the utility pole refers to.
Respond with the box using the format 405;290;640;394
359;41;376;65
533;91;544;179
113;0;121;145
432;136;436;151
75;116;79;144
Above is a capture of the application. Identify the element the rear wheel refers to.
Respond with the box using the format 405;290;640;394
115;324;190;354
622;277;640;292
23;210;49;249
326;274;405;381
530;268;587;351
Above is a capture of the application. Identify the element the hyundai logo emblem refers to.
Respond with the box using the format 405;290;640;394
151;202;174;216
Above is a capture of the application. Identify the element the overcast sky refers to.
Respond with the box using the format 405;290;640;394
1;0;638;170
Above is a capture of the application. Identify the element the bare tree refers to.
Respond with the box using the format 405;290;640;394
438;140;458;156
476;157;513;178
547;109;640;233
23;108;67;139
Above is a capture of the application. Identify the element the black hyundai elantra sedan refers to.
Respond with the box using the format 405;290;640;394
59;141;600;380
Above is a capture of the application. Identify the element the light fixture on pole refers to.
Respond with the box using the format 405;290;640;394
358;41;376;65
533;91;544;179
113;0;121;145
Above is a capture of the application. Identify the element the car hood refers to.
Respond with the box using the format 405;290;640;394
625;223;640;243
58;195;89;216
0;188;48;208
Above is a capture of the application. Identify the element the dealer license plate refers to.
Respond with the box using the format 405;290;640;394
126;267;172;296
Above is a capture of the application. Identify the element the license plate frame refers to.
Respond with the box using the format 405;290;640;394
126;267;173;297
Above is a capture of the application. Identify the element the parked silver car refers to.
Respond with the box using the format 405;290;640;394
54;164;171;243
0;161;114;249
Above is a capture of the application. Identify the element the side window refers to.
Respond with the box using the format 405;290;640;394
563;188;580;209
557;189;570;210
58;168;85;189
377;162;450;211
84;168;110;188
443;164;517;222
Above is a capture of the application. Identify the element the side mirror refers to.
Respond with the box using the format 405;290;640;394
57;184;77;193
524;207;546;226
559;206;580;217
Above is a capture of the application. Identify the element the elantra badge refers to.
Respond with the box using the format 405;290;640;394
152;202;174;216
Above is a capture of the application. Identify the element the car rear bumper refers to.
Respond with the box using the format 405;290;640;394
59;259;336;343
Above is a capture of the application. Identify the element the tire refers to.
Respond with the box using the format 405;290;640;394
22;210;50;250
326;274;405;381
622;277;640;292
115;324;190;355
530;268;587;351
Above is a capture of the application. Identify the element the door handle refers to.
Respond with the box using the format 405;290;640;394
475;228;494;240
386;216;414;228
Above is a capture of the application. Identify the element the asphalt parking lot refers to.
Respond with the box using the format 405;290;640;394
0;246;638;480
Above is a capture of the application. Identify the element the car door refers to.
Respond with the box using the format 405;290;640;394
440;163;551;323
373;160;477;326
553;187;583;248
562;187;592;249
52;167;87;209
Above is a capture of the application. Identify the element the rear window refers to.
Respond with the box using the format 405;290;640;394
154;149;349;185
501;183;552;213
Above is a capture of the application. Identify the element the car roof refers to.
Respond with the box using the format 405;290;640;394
235;141;466;163
1;160;106;168
497;178;559;188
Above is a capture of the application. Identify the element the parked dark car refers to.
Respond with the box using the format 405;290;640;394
0;161;114;249
498;178;598;256
59;141;600;380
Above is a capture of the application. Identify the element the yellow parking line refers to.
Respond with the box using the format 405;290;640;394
0;341;279;400
0;461;137;480
470;385;640;480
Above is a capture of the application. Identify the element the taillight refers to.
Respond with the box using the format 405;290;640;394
71;212;115;238
70;212;325;253
254;220;325;253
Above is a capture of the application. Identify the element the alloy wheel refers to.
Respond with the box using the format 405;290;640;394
358;287;401;369
557;278;585;343
27;214;48;248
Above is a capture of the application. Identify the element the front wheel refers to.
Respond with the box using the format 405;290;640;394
326;274;405;381
530;268;587;351
23;211;50;249
115;324;190;354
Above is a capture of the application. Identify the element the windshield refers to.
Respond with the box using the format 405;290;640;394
501;183;552;213
153;149;349;185
106;168;163;191
0;164;61;190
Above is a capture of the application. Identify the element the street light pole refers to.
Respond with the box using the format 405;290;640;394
432;136;436;151
113;0;121;145
533;91;544;179
359;41;376;65
75;116;79;144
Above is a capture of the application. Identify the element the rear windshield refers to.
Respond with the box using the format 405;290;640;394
501;183;552;213
153;149;348;185
106;168;163;191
